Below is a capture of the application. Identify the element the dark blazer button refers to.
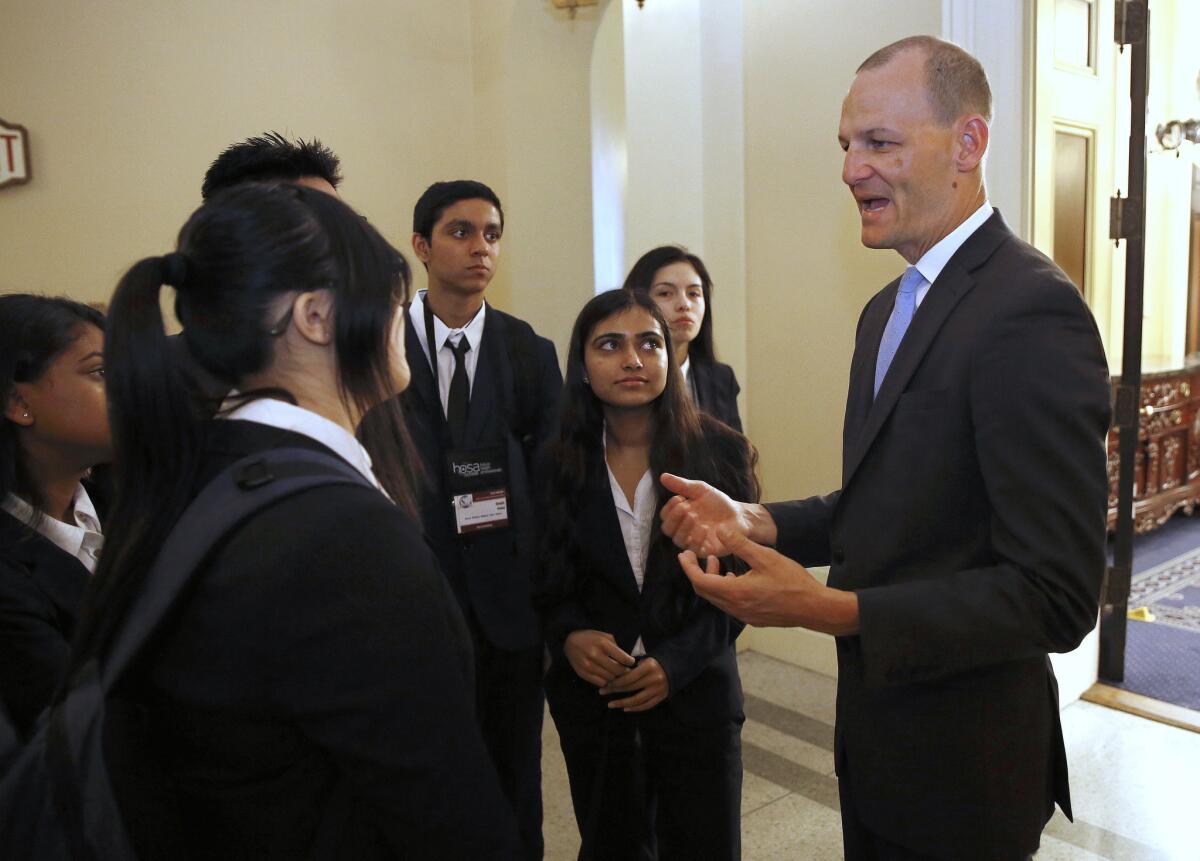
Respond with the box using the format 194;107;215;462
832;548;846;565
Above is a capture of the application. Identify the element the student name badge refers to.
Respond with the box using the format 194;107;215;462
446;446;510;534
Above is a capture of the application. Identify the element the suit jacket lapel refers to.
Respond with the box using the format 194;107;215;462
691;362;714;414
465;307;501;448
842;289;893;479
842;211;1012;486
583;454;643;604
0;512;89;626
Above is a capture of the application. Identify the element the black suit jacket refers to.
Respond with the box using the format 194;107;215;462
0;510;91;739
691;359;743;432
542;425;754;729
766;212;1111;860
399;305;562;651
110;421;519;860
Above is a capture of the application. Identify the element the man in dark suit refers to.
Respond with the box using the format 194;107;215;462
400;180;561;860
663;36;1111;860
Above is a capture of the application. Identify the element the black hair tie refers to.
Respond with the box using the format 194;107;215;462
161;252;189;287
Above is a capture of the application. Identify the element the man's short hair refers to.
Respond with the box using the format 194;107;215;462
412;180;504;241
201;132;342;199
858;36;992;125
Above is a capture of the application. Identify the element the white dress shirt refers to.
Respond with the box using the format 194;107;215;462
2;484;103;573
680;356;697;403
911;201;994;308
603;427;654;658
410;289;487;417
218;396;385;493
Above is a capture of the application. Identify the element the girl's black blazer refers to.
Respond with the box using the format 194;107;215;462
691;360;743;432
107;420;519;860
539;419;756;729
0;507;92;738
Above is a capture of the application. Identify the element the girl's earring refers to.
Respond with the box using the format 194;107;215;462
581;375;589;384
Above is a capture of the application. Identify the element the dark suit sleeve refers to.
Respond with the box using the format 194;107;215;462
765;492;838;567
543;596;593;658
0;566;70;738
855;279;1111;687
647;599;741;696
533;335;563;454
260;490;520;858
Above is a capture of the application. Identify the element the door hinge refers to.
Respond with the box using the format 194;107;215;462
1109;192;1142;246
1114;1;1148;48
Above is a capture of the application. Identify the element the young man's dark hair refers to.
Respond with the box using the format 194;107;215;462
201;132;342;200
412;180;504;242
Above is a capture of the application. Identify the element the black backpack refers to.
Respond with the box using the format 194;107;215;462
0;448;369;860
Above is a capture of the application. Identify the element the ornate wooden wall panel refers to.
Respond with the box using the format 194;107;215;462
1107;363;1200;533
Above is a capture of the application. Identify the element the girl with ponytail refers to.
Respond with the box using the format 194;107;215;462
76;182;519;859
538;289;759;860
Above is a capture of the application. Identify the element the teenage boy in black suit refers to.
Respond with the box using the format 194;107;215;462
664;37;1111;861
401;180;561;860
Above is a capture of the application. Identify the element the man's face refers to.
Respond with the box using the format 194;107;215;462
838;49;960;263
412;198;502;297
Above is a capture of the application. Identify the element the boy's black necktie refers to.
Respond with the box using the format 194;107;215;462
446;337;471;446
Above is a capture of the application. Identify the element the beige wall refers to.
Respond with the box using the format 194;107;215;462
0;0;480;302
0;0;598;357
743;0;942;503
491;1;600;355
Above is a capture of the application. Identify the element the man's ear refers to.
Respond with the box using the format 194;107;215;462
5;391;33;427
291;290;336;347
955;115;989;172
411;233;431;266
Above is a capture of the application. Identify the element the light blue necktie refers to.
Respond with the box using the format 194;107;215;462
874;266;923;397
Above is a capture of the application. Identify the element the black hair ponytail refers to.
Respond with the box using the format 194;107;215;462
69;256;204;675
70;182;419;679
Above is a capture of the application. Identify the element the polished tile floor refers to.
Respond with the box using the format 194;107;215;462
541;652;1199;860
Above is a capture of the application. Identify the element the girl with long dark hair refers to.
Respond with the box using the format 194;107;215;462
0;295;109;738
539;289;758;860
73;182;518;859
623;245;743;431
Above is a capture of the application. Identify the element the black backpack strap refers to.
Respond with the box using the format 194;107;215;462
99;447;369;688
29;448;369;861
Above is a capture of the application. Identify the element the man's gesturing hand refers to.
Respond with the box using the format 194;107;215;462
660;472;772;556
677;527;860;635
564;629;637;687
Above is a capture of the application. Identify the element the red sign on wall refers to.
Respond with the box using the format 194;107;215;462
0;118;31;189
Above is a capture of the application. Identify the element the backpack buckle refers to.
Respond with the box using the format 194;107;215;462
234;458;275;489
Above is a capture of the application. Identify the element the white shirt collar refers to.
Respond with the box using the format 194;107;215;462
680;356;691;379
912;201;994;287
410;289;487;366
217;396;384;492
2;484;104;573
